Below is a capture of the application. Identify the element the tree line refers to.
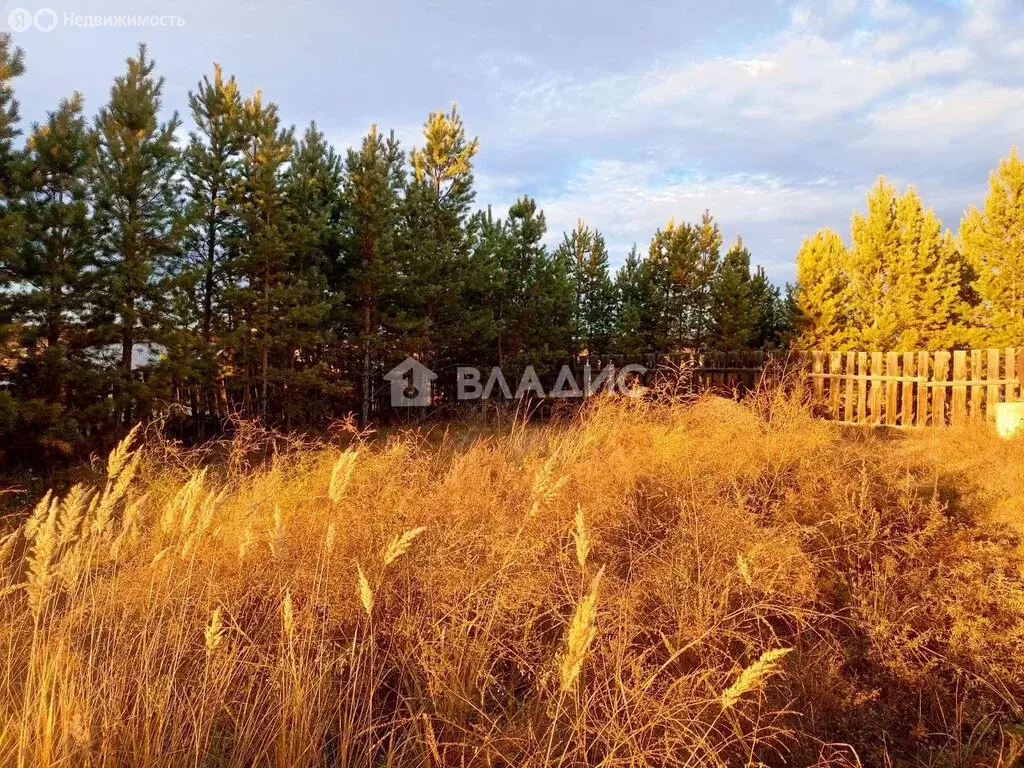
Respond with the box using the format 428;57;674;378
793;151;1024;351
0;40;788;465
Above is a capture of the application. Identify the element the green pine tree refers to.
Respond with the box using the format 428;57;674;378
748;266;788;348
612;245;658;355
404;104;491;367
224;89;294;421
0;35;25;286
279;121;343;425
555;219;616;356
4;93;95;460
178;63;243;424
91;44;183;424
710;236;758;351
339;125;408;424
647;211;722;351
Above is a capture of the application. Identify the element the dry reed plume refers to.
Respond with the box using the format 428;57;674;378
1;389;1023;766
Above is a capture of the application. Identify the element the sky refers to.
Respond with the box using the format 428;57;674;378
3;0;1023;284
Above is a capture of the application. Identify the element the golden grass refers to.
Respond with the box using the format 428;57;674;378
1;390;1024;766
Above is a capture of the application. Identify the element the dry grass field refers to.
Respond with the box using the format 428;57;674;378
1;390;1024;767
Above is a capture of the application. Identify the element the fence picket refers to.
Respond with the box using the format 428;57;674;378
987;348;1000;422
971;349;983;418
1005;348;1017;403
829;352;842;419
886;351;899;425
933;351;950;426
869;352;883;425
857;352;868;423
844;352;855;423
952;350;967;425
901;351;914;426
812;351;824;403
916;351;929;426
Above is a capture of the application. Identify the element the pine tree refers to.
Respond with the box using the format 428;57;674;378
748;265;787;348
183;66;241;344
793;228;850;349
0;35;25;283
224;89;293;421
510;198;573;369
91;44;183;423
339;125;407;425
404;104;490;366
280;122;343;424
612;245;658;354
178;64;242;425
555;220;616;356
3;93;95;459
647;211;722;351
710;236;758;351
961;148;1024;346
849;178;967;349
472;196;552;367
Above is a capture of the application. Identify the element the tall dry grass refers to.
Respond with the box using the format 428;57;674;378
0;390;1023;766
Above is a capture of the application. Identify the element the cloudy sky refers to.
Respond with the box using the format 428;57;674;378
4;0;1023;283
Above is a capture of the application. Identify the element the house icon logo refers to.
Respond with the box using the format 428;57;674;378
383;357;437;407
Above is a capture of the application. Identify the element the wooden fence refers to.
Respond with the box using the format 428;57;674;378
807;348;1024;427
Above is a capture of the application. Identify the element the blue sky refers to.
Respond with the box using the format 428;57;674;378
4;0;1023;284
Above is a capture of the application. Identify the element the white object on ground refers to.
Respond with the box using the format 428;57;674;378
993;401;1024;439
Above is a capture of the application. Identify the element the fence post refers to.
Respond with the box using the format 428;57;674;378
844;351;855;423
901;351;914;426
952;350;967;425
1005;348;1017;404
857;352;868;424
971;349;983;419
886;351;899;425
987;348;1001;422
933;350;950;426
829;351;842;420
916;351;929;426
869;351;883;425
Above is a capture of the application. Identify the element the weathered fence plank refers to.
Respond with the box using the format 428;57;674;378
901;351;914;426
952;350;967;425
933;351;950;426
829;351;842;419
971;349;983;418
987;348;1001;422
886;351;899;426
916;351;929;427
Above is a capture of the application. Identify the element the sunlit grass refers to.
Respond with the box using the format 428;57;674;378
1;390;1023;766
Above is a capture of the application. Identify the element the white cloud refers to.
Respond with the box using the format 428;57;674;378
534;161;857;281
480;0;1024;281
866;82;1024;150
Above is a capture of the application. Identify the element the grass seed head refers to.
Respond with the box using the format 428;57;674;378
356;563;374;616
329;450;358;503
559;565;605;692
382;526;426;567
720;647;793;709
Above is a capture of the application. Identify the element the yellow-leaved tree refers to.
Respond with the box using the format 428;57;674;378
793;228;851;349
795;178;969;351
960;148;1024;347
